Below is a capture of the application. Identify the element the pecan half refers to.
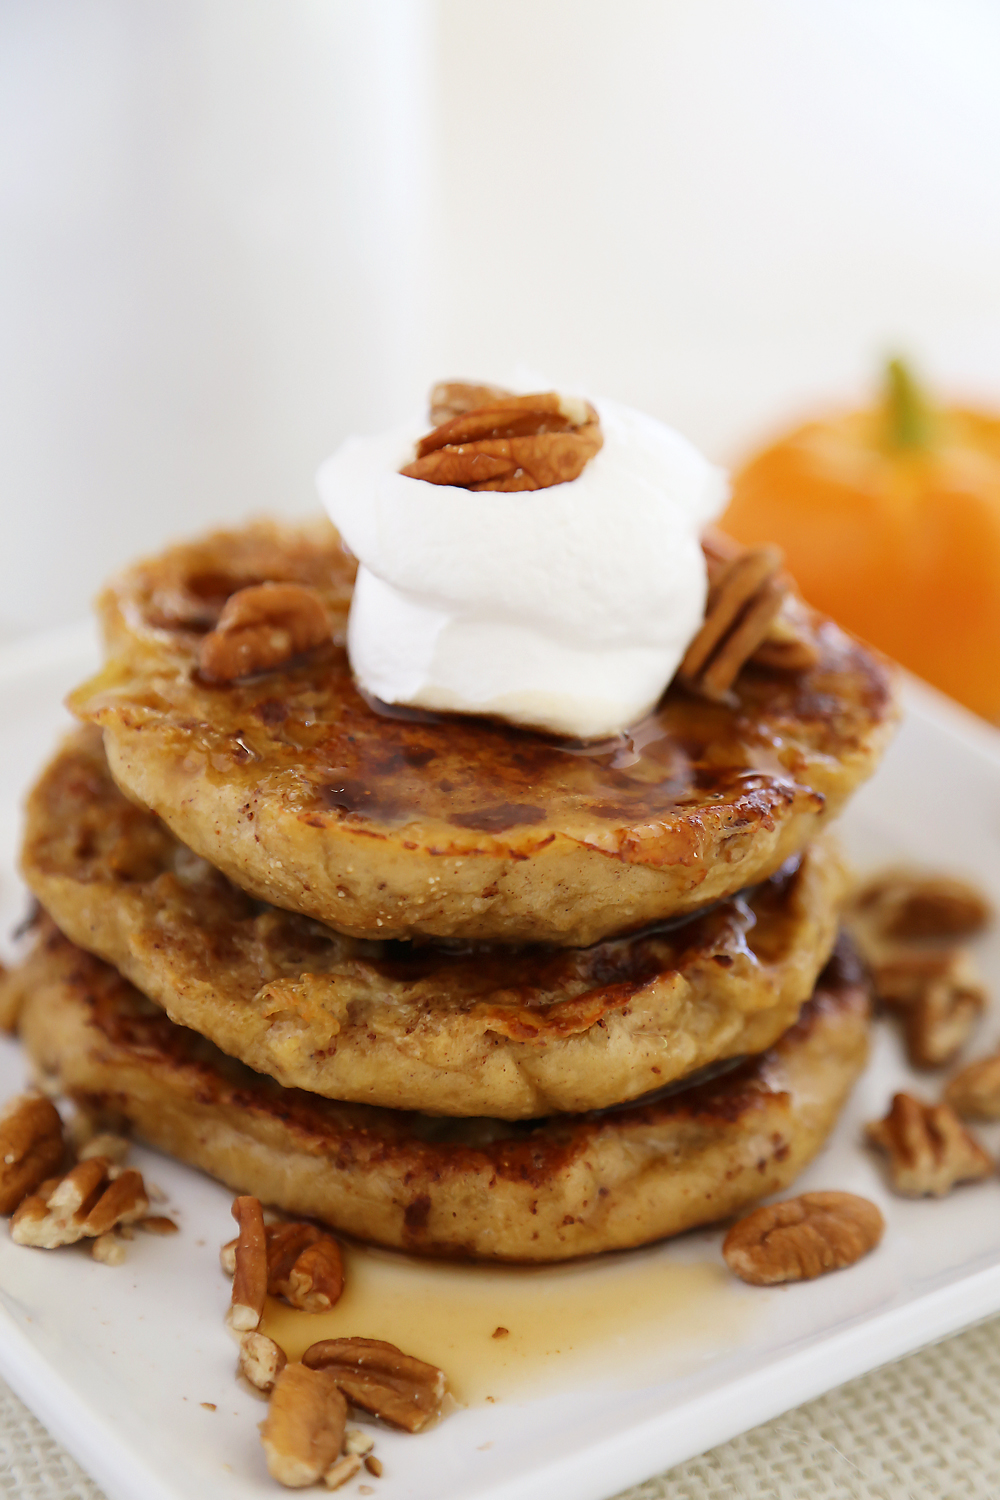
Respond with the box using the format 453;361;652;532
401;389;603;491
853;870;992;942
945;1052;1000;1120
302;1337;445;1433
228;1195;267;1332
265;1221;345;1312
679;544;785;701
866;1092;993;1196
873;949;985;1068
240;1330;288;1393
199;583;331;682
678;529;819;702
697;529;820;683
429;380;512;426
11;1158;148;1247
722;1192;884;1285
260;1362;347;1488
0;1093;66;1215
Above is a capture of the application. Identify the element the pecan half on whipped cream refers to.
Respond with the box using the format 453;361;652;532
400;383;602;491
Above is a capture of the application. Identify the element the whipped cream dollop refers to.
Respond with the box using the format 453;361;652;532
316;395;728;740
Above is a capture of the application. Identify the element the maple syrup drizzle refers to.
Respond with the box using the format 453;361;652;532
261;1241;747;1405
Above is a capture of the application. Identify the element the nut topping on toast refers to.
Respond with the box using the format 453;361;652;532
722;1191;884;1285
866;1092;993;1196
678;529;820;702
199;582;331;682
302;1337;446;1433
429;380;512;426
401;385;602;491
0;1092;66;1215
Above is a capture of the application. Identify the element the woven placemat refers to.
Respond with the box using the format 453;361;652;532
2;1316;1000;1499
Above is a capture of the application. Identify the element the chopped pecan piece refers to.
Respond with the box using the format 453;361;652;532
266;1221;345;1313
220;1236;238;1277
853;870;992;942
260;1362;347;1489
138;1215;179;1235
302;1337;446;1433
91;1231;127;1265
0;1093;66;1215
240;1330;287;1393
945;1052;1000;1120
873;949;985;1068
10;1158;148;1247
324;1455;362;1490
866;1092;993;1196
78;1132;131;1165
227;1195;267;1332
723;1192;884;1285
199;582;331;682
401;389;603;491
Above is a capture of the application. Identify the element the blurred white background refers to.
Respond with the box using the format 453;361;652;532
3;0;1000;637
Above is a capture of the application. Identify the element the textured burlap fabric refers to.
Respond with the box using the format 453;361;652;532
2;1317;1000;1498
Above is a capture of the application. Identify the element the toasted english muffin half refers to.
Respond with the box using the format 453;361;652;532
24;729;847;1118
12;924;870;1262
69;520;898;947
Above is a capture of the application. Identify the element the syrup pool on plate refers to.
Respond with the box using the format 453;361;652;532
261;1240;752;1405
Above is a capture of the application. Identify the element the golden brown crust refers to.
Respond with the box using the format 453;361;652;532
68;520;900;947
23;730;847;1118
15;925;871;1261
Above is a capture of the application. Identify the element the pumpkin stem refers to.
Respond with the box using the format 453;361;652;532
884;357;932;451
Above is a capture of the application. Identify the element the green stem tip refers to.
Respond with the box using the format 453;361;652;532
884;356;932;451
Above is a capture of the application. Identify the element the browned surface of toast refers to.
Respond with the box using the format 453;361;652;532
12;925;871;1261
68;521;899;945
23;729;847;1118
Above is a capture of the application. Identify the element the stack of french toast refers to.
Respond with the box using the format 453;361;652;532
4;392;900;1263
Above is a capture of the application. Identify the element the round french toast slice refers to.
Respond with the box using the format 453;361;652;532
11;925;871;1262
69;519;899;947
22;729;847;1119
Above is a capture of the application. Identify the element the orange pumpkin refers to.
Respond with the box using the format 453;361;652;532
723;361;1000;723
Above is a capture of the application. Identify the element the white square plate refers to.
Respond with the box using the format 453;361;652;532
1;623;999;1500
